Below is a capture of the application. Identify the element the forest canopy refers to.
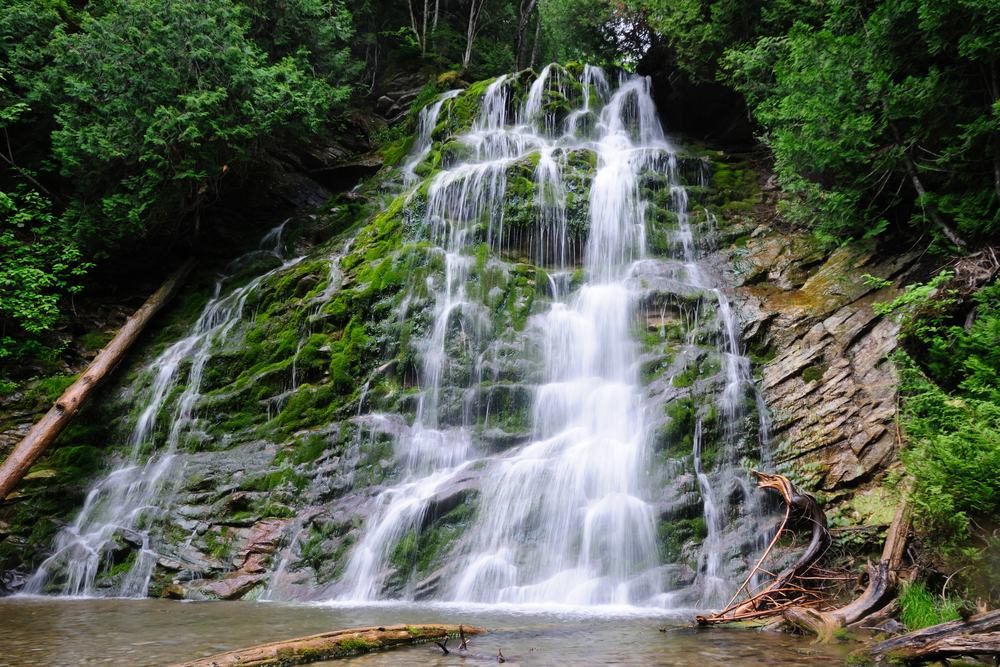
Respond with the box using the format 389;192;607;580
1;0;998;370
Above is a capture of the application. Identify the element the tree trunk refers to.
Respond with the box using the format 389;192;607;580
881;488;911;578
421;0;429;54
882;102;968;249
165;624;485;667
408;0;423;53
529;11;541;70
462;0;486;72
515;0;538;71
0;258;197;501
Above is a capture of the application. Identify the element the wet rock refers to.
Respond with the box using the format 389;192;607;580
206;573;266;600
733;238;923;491
166;572;266;600
413;567;447;600
241;552;268;573
155;556;185;571
234;519;290;566
161;582;185;599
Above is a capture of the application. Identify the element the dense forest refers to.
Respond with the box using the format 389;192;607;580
1;0;999;624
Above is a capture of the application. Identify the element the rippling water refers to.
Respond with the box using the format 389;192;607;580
0;598;850;666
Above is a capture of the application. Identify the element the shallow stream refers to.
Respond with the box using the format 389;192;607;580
0;598;850;666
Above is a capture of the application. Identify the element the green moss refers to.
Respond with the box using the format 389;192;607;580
659;516;707;563
833;628;861;643
657;398;694;454
721;200;754;215
76;331;112;350
29;374;78;402
339;637;378;652
748;342;775;364
845;651;875;666
383;135;416;167
801;363;829;384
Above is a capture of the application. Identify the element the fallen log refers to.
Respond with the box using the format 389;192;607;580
166;623;486;667
0;258;197;500
850;610;1000;666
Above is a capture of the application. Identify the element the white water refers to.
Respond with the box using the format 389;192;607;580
23;65;774;606
23;226;302;597
336;65;770;606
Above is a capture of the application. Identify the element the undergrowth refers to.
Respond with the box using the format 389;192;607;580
899;581;960;630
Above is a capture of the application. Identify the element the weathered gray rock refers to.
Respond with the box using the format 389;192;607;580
732;236;923;491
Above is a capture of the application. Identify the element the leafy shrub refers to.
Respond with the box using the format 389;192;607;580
881;280;1000;598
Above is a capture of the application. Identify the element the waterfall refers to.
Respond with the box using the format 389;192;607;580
336;65;772;606
22;225;302;597
22;63;775;606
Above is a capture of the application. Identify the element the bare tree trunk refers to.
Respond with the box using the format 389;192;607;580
408;0;423;53
0;259;196;501
462;0;486;72
851;611;1000;667
530;11;541;70
514;0;538;70
422;0;429;54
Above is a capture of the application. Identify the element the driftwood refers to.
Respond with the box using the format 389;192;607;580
697;470;912;641
850;610;1000;666
434;626;507;662
166;624;486;667
781;559;895;640
0;259;196;501
785;482;913;639
697;470;832;625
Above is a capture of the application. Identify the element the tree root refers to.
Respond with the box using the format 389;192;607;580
697;470;909;643
697;470;832;626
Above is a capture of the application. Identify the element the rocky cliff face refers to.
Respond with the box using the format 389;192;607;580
734;238;921;493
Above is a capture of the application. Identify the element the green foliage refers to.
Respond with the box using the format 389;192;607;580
0;184;91;364
885;281;1000;597
869;271;957;343
623;0;1000;247
899;581;961;630
35;0;343;240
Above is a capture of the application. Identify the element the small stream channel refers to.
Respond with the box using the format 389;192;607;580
0;597;851;666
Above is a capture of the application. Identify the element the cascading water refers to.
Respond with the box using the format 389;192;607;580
335;64;773;606
21;63;776;607
23;226;302;597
